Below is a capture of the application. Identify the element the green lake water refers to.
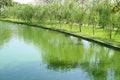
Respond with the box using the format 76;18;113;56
0;21;120;80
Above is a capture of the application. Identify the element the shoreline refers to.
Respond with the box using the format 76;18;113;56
0;19;120;51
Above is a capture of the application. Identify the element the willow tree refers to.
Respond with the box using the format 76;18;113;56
112;1;120;13
0;0;12;16
75;6;85;32
89;0;99;35
112;11;120;34
53;1;63;28
0;0;12;6
64;1;77;30
111;1;120;34
19;5;35;23
98;0;113;39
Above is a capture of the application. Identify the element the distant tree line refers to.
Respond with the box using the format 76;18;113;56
0;0;120;39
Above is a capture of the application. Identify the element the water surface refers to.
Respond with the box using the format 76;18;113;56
0;21;120;80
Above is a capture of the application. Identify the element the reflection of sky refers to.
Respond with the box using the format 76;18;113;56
82;40;91;49
0;21;92;80
0;38;42;69
70;36;79;45
0;63;92;80
106;69;115;80
0;37;92;80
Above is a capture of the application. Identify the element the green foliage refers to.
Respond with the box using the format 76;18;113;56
20;5;34;23
0;0;13;6
0;0;119;39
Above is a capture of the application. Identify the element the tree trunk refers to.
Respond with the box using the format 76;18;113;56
109;27;112;39
93;24;95;35
69;22;73;31
109;33;112;39
108;25;112;39
59;20;61;29
79;23;82;32
50;19;53;26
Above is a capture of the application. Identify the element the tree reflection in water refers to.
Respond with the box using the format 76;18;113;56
16;25;120;80
0;21;120;80
0;22;11;48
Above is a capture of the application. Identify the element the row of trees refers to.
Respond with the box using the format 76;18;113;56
0;0;120;39
0;0;12;6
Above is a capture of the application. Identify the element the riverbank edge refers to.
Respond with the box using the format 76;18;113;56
1;19;120;50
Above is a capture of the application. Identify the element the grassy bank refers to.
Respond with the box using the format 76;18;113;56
1;18;120;48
